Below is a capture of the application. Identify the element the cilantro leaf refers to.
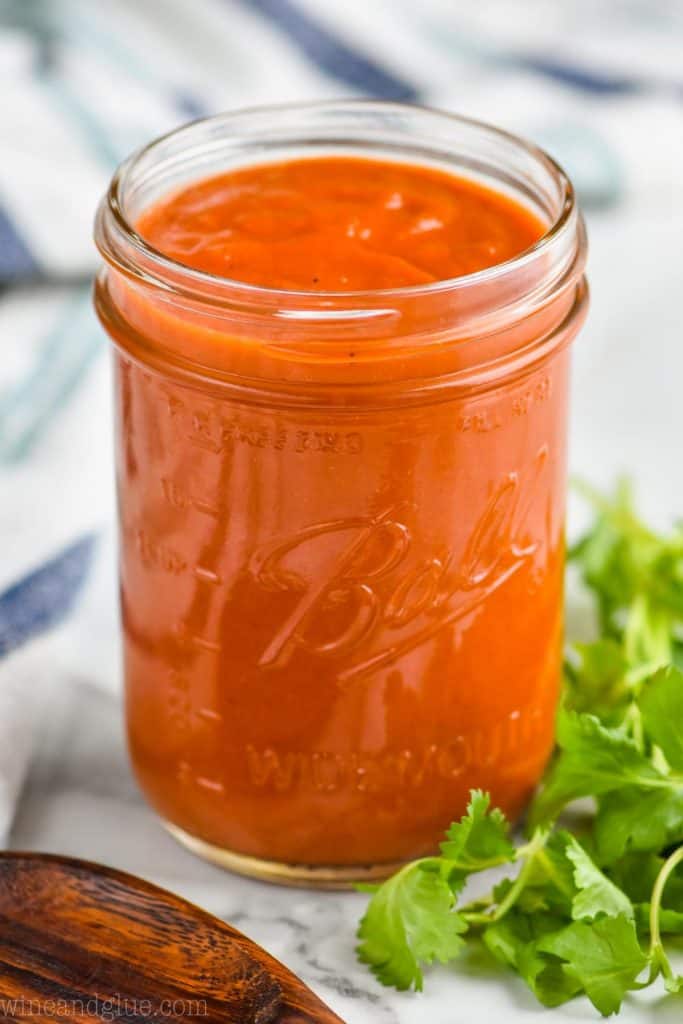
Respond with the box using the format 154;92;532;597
569;479;651;637
623;594;674;677
564;640;630;721
519;834;576;916
561;833;633;921
537;916;648;1017
640;665;683;770
610;851;683;935
483;836;642;1014
595;786;683;863
530;710;663;827
483;910;582;1008
356;791;517;991
570;478;683;646
356;861;467;991
587;665;683;862
440;789;515;870
517;831;633;922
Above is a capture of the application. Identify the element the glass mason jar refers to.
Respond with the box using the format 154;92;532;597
94;101;587;887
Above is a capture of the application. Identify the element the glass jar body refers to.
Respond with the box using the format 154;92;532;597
109;339;577;881
95;102;588;885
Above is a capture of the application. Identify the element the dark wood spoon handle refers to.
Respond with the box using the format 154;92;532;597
0;853;345;1024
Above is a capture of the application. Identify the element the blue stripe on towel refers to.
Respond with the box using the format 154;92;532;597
0;205;38;282
174;90;208;120
240;0;419;100
402;5;683;101
0;534;97;658
511;55;644;96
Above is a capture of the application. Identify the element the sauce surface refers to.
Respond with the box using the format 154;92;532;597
109;156;575;871
137;156;545;291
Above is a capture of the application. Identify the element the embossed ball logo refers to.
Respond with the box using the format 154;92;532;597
249;450;548;680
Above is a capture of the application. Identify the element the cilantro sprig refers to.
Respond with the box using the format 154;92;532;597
356;481;683;1015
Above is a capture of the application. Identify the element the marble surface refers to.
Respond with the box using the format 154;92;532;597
8;672;681;1024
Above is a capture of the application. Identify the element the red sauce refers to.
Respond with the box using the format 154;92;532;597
138;156;544;291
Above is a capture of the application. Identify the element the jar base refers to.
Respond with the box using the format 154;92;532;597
163;821;408;890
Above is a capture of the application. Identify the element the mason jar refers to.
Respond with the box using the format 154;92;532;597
94;101;588;887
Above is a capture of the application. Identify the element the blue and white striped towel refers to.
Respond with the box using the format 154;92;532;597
2;0;682;842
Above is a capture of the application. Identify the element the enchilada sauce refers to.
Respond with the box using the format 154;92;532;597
117;157;566;869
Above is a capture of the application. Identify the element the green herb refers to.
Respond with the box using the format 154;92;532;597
356;481;683;1015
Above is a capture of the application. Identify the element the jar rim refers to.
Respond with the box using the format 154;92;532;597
97;99;578;308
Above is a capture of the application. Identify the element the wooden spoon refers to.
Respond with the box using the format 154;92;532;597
0;852;345;1024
